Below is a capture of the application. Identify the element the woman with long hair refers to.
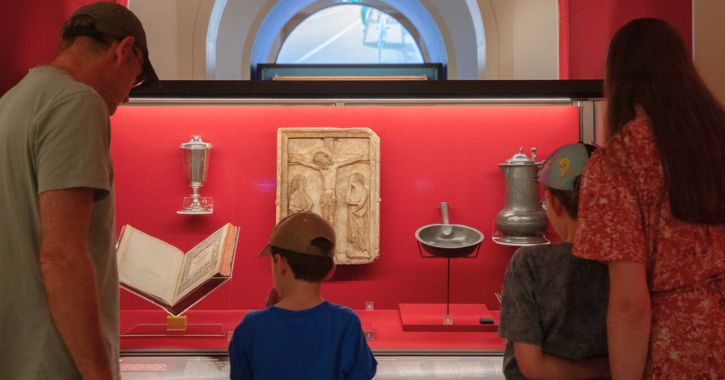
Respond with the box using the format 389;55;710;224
573;18;725;379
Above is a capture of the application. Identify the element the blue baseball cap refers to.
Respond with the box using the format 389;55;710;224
538;143;596;191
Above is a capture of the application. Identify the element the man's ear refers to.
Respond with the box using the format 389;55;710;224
113;36;136;62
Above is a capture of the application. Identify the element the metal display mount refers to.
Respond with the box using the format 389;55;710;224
415;202;484;325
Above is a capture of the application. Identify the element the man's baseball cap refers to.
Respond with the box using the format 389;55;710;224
259;212;336;257
538;143;596;191
62;2;159;87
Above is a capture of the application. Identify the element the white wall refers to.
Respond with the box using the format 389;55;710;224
694;0;725;104
129;0;180;79
511;0;558;79
480;0;558;79
130;0;214;80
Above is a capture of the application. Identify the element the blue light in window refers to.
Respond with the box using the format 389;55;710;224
276;5;424;64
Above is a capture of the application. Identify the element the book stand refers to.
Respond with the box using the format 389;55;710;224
122;315;225;337
120;274;233;338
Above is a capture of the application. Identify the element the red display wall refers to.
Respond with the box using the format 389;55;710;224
559;0;692;79
111;104;579;313
0;0;122;95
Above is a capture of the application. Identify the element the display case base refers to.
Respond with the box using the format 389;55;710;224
398;303;497;332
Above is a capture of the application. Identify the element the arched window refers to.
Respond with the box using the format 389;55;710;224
276;5;423;64
207;0;471;79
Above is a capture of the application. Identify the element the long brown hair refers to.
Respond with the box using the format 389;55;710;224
605;18;725;225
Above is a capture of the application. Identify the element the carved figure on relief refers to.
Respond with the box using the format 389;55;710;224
288;174;314;214
289;145;367;224
345;172;369;258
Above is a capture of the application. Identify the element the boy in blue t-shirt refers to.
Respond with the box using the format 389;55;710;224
498;143;609;379
228;212;377;380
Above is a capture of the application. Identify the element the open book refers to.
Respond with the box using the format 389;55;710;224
116;223;239;315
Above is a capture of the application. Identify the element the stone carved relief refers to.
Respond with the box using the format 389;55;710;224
277;128;380;264
345;172;369;259
288;174;313;214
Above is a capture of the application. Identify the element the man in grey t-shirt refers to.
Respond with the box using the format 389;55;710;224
498;143;609;379
0;3;156;379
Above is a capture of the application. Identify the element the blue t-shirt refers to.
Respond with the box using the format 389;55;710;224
229;301;377;380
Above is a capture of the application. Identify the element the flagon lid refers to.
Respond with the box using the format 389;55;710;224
180;135;212;150
500;147;537;165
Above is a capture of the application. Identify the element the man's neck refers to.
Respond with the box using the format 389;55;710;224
50;39;110;92
51;55;96;88
275;280;324;311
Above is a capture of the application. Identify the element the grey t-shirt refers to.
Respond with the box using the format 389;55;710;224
0;66;119;379
498;243;608;379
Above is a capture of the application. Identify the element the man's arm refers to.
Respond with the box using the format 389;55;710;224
515;342;609;380
39;188;113;380
607;261;650;380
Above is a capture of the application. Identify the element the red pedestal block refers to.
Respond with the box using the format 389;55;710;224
398;303;497;332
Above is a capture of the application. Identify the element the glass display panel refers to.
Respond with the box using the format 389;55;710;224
119;354;505;380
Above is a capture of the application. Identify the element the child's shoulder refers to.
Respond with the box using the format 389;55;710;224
238;307;274;326
323;301;360;321
231;308;274;338
510;242;573;266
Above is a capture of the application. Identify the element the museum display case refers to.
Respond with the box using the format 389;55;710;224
115;80;601;378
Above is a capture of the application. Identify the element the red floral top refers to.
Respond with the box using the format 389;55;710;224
573;117;725;379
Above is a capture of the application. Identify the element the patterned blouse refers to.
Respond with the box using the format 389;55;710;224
573;117;725;379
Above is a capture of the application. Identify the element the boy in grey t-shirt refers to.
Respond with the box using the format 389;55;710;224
498;143;609;379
